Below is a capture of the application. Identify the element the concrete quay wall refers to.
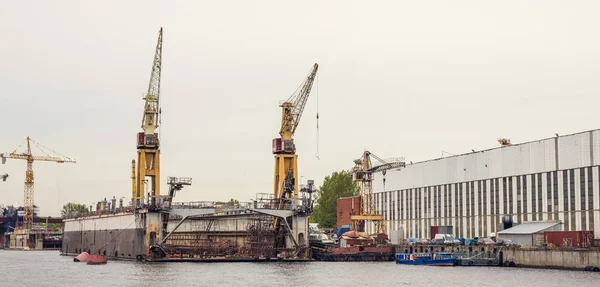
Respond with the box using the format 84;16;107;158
393;244;600;270
503;247;600;269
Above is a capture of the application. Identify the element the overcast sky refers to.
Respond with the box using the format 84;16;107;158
1;0;599;216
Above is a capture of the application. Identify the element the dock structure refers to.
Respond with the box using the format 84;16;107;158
61;190;315;261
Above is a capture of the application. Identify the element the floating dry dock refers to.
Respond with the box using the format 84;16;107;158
61;191;315;262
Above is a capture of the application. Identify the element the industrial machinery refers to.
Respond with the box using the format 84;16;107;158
498;138;512;146
134;27;163;209
272;63;319;205
161;177;192;234
1;137;76;230
351;151;405;235
1;174;7;182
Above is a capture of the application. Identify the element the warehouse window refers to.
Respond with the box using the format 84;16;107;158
417;188;421;238
460;183;463;218
448;184;453;218
392;191;395;221
471;181;475;217
563;170;569;230
553;171;558;216
490;179;495;216
444;185;447;218
509;177;514;215
547;172;552;217
438;185;442;220
400;190;404;221
466;182;470;217
495;178;500;215
517;176;522;216
563;170;569;212
455;183;459;219
478;180;482;216
580;168;586;211
537;173;543;219
408;189;411;220
570;169;575;212
471;181;475;237
483;180;487;215
570;169;576;231
580;168;586;231
503;177;507;215
523;174;536;221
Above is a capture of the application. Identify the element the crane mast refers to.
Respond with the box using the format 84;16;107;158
273;63;318;204
135;27;163;208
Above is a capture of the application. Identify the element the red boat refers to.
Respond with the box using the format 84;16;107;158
73;252;107;264
86;254;108;265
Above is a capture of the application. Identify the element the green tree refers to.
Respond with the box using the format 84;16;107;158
61;202;89;218
225;198;240;207
311;170;358;229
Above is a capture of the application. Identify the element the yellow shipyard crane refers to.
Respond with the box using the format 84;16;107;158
351;151;405;235
272;63;319;206
134;27;163;208
1;137;75;231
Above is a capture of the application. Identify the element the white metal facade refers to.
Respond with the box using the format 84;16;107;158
371;130;600;239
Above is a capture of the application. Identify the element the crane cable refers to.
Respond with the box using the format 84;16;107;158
316;72;320;160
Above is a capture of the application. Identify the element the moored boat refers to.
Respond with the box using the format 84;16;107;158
395;252;455;266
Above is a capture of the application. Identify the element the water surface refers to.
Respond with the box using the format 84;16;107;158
0;251;597;286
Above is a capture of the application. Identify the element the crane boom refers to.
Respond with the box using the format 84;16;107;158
5;154;76;163
142;27;163;135
279;63;319;138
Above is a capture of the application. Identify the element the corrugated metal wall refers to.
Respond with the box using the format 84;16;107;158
371;129;600;239
374;131;599;192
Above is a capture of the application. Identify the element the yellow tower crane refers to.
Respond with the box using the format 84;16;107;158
134;27;163;209
1;137;76;231
273;63;319;206
351;151;405;235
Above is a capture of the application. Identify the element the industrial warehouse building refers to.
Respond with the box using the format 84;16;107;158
371;129;600;240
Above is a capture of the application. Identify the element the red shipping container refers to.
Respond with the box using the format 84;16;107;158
544;231;594;248
336;196;362;229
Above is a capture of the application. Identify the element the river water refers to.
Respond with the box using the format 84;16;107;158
0;250;597;286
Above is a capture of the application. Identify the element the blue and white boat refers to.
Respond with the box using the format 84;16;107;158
395;252;455;266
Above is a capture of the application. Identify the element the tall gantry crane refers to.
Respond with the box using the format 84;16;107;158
351;151;405;235
273;63;319;205
134;27;163;209
1;137;75;230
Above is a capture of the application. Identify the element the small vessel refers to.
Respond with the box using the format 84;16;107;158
395;252;455;266
86;254;108;265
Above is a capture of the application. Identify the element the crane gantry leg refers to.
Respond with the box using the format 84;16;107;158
136;149;160;208
273;154;299;203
